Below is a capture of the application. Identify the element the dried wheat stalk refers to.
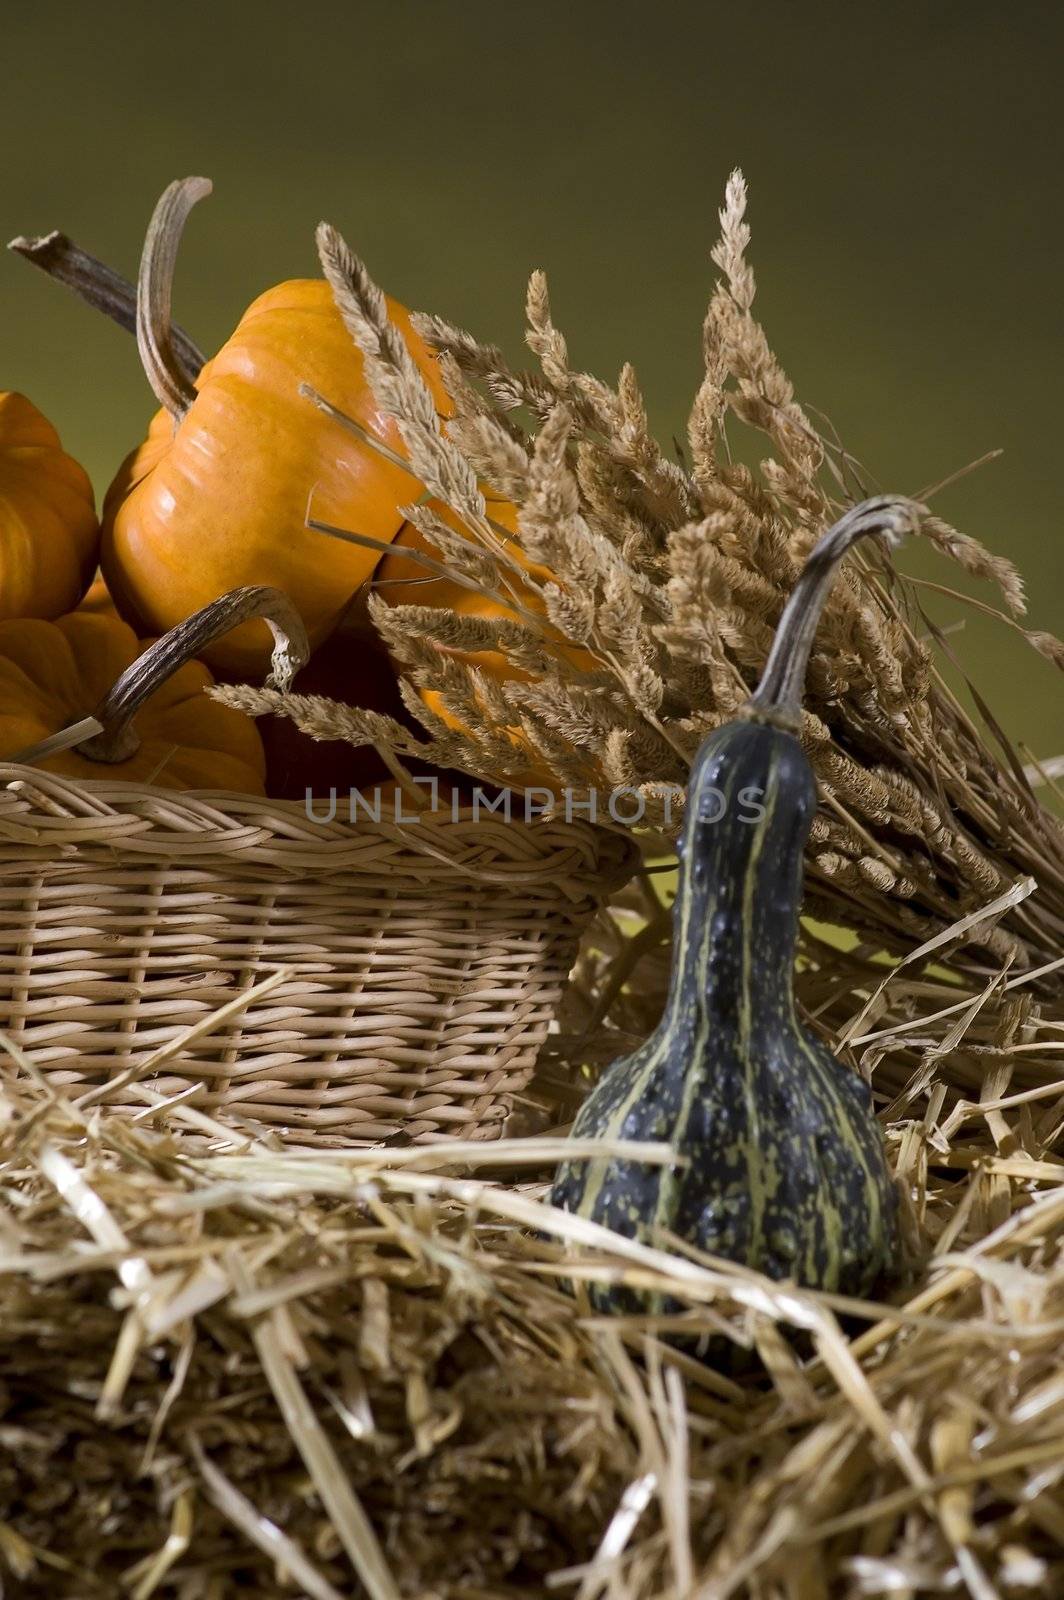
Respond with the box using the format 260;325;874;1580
216;171;1064;980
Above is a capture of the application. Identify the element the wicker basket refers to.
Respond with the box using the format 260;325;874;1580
0;764;633;1143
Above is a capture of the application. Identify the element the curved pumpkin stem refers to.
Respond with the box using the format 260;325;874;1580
136;176;213;420
743;494;925;731
7;229;205;385
80;585;309;765
11;587;309;771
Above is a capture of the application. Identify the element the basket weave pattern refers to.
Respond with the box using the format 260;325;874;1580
0;767;634;1143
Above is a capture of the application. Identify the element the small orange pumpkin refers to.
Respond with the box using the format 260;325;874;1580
101;178;452;680
0;391;98;621
0;586;306;794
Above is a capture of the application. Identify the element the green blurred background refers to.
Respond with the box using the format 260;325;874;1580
1;1;1060;756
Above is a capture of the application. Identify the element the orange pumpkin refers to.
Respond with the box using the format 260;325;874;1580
0;391;98;621
0;609;267;793
101;179;452;680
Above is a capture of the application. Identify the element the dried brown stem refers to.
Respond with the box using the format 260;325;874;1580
745;496;925;728
135;175;212;418
7;228;206;384
13;587;308;769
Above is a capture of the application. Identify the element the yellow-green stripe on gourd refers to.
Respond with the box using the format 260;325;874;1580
552;495;922;1310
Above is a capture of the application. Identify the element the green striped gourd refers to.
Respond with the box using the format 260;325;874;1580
552;495;921;1307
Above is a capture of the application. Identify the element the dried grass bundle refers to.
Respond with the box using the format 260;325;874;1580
218;171;1064;983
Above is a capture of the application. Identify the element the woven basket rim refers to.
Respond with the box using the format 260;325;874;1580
0;763;638;889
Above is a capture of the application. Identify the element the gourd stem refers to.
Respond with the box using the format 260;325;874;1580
743;495;925;729
7;230;206;385
79;586;310;766
136;176;213;420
